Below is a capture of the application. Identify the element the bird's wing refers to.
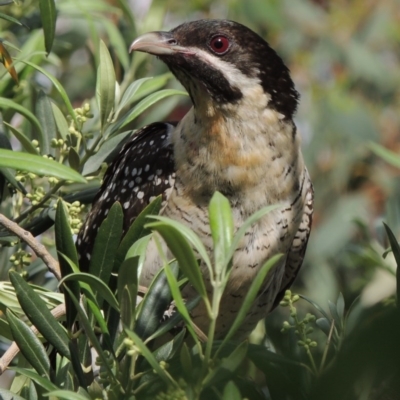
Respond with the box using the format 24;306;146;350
76;122;176;271
273;171;314;308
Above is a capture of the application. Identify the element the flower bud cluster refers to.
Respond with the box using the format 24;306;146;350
280;290;318;351
9;248;32;269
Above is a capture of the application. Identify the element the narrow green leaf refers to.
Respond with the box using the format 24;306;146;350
316;318;331;337
146;295;200;343
0;149;86;183
0;166;26;194
147;215;212;275
124;328;173;386
44;390;91;400
223;381;242;400
0;12;26;26
0;97;44;141
89;202;123;284
36;89;55;154
328;300;341;328
6;309;51;378
163;261;200;345
369;142;400;169
129;73;172;104
102;18;129;70
9;271;70;359
114;196;162;270
97;41;116;130
336;293;345;320
383;222;400;303
0;318;13;340
148;221;207;300
118;89;187;130
219;254;282;350
51;102;69;140
10;367;58;392
17;60;77;124
0;389;26;400
135;263;177;340
153;328;186;362
299;294;331;321
68;148;80;171
125;234;152;280
205;341;248;387
209;192;234;273
60;273;120;312
3;122;39;154
115;77;153;116
39;0;56;55
117;237;147;329
63;286;116;380
55;199;80;329
82;130;132;176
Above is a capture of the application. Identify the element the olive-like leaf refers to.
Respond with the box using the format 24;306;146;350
0;98;44;141
9;367;58;392
218;254;282;351
68;148;80;171
38;0;56;55
17;59;77;124
114;196;162;270
148;220;207;300
117;89;187;131
0;149;86;183
118;258;137;329
89;202;123;284
44;390;91;400
3;121;39;154
223;381;242;400
60;273;120;312
63;286;116;380
51;102;69;140
82;130;132;176
124;328;173;386
135;263;177;340
204;341;248;387
36;89;55;154
6;309;51;378
369;142;400;169
162;261;201;345
383;222;400;304
55;199;80;329
209;191;234;274
97;41;116;130
9;271;70;358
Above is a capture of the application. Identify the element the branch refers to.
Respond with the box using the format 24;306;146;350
0;213;61;280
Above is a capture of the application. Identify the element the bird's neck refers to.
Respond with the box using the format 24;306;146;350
171;105;303;209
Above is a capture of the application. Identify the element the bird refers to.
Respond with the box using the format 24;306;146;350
76;19;314;339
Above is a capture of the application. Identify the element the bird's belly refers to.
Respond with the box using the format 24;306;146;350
139;185;304;338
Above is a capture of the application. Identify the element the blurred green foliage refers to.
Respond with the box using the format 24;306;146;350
0;0;399;399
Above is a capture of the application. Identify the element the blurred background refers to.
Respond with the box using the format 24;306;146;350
0;0;400;393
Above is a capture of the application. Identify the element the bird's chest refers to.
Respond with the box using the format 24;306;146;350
162;179;302;287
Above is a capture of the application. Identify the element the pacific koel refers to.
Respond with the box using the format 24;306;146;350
77;19;314;338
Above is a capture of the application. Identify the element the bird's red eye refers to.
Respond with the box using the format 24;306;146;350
209;36;230;55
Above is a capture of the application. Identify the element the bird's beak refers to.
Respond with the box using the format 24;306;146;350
129;31;194;56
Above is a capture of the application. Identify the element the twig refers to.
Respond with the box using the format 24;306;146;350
0;213;61;280
0;303;66;375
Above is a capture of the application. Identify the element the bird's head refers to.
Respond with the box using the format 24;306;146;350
130;19;299;121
